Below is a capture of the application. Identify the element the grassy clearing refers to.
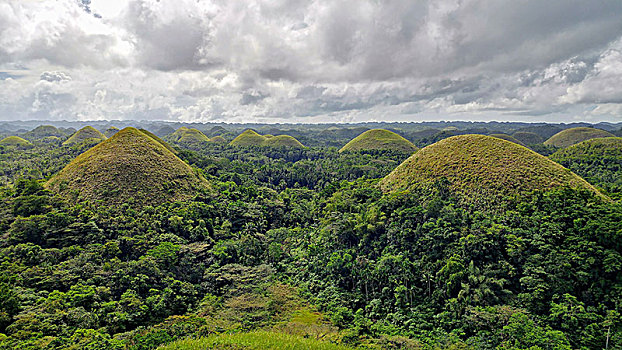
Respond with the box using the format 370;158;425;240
158;331;355;350
544;127;615;148
339;129;417;153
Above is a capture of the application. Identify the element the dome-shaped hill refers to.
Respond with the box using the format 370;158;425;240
63;126;107;145
139;129;178;154
169;127;211;147
380;135;602;208
208;125;227;136
46;127;209;208
0;136;33;148
210;135;227;143
104;126;119;138
230;129;266;147
339;129;418;153
263;135;305;148
544;127;615;148
489;133;525;146
229;129;305;148
512;131;544;145
551;137;622;160
25;125;64;139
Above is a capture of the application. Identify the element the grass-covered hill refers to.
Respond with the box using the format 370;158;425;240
0;136;33;148
339;129;418;153
139;128;179;154
489;133;526;146
103;126;119;138
170;127;212;145
209;135;227;143
46;127;209;208
230;129;305;148
380;134;601;207
550;137;622;197
23;125;65;139
63;126;107;145
544;127;615;148
512;131;544;145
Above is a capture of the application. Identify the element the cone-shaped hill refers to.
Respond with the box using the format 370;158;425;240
489;133;526;147
63;126;107;145
46;127;209;208
0;136;33;148
210;135;227;143
380;135;602;208
339;129;418;153
230;129;305;148
25;125;65;139
544;127;615;148
170;127;211;145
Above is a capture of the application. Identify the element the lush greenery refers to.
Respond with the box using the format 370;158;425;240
0;123;620;349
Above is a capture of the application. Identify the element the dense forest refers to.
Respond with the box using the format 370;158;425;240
0;122;621;349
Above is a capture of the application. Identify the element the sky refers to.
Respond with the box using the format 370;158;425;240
1;0;622;124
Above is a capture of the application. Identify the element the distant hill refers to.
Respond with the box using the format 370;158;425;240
544;127;615;148
24;125;65;139
339;129;418;153
550;137;622;196
156;125;176;137
489;133;526;147
172;128;211;144
209;135;227;143
104;127;119;138
0;136;33;148
512;131;544;145
63;126;107;145
515;125;563;139
46;127;209;208
380;135;602;208
139;129;178;154
230;129;305;148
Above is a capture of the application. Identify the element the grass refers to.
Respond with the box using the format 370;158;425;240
62;126;107;145
0;136;33;148
380;134;604;208
139;128;179;154
544;127;615;148
46;127;209;208
158;331;355;350
550;137;622;160
339;129;417;153
170;127;212;144
230;129;305;148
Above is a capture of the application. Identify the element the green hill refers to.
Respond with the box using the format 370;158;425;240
210;135;227;143
512;131;544;145
489;133;526;146
0;136;33;148
104;126;119;138
380;135;602;208
25;125;64;139
170;127;211;144
46;127;209;208
339;129;418;153
544;127;615;148
263;135;305;148
63;126;107;145
138;128;178;154
230;130;305;148
550;137;622;196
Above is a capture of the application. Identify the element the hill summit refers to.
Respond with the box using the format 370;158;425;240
46;127;209;208
230;129;305;148
63;126;107;145
380;135;601;208
544;127;615;148
339;129;417;153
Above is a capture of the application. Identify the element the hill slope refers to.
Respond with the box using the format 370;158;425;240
104;126;119;138
489;133;526;146
0;136;33;148
63;126;107;145
380;135;601;207
46;127;209;207
544;127;615;148
512;131;544;145
339;129;418;153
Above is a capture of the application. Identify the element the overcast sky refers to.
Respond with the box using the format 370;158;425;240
1;0;622;123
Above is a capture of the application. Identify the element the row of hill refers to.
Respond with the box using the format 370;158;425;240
229;129;305;148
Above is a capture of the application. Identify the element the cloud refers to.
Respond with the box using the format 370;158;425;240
1;0;622;122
